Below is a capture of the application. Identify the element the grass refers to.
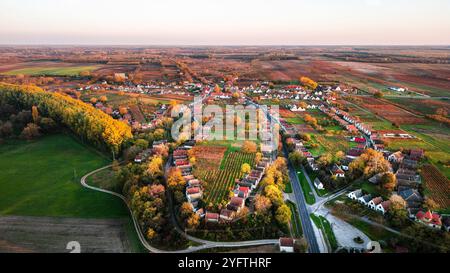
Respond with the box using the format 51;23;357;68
310;213;338;251
284;180;293;193
86;167;122;194
0;134;145;252
0;134;127;218
297;169;316;205
287;201;302;237
3;65;99;76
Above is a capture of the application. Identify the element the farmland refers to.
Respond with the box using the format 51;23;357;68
1;62;100;76
192;142;255;205
421;164;450;209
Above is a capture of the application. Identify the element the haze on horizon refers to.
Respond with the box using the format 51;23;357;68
1;0;449;45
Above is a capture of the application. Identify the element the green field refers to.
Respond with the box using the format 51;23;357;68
310;213;338;251
3;65;99;76
0;134;127;217
287;201;302;237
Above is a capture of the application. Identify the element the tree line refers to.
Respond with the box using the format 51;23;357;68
0;83;132;155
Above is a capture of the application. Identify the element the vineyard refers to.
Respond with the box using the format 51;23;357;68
422;164;450;209
193;146;255;205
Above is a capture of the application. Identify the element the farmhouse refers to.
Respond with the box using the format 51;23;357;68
219;209;235;222
388;151;405;163
330;164;345;178
227;197;245;212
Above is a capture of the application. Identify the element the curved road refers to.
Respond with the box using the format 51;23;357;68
80;165;278;253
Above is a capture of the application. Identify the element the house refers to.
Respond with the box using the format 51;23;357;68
368;197;383;210
398;188;423;209
186;187;202;202
227;197;245;212
313;178;324;190
358;194;372;205
388;151;404;163
347;189;363;200
409;149;424;160
219;209;235;222
416;210;442;229
331;164;345;178
235;186;250;199
205;212;219;223
188;179;201;187
279;237;295;253
368;172;385;184
376;201;391;215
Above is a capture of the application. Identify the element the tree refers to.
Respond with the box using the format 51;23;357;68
289;151;305;167
119;106;128;115
31;105;39;123
180;202;194;219
275;204;292;226
317;153;333;167
299;76;318;90
374;91;384;98
254;194;272;214
90;97;98;104
232;92;240;99
187;213;200;229
146;228;156;240
167;167;186;190
335;151;345;161
381;172;397;192
20;123;41;140
0;121;13;137
242;140;257;153
388;194;408;227
146;156;163;178
349;149;391;178
99;95;108;103
264;185;283;207
255;152;263;164
213;84;221;93
241;163;251;174
423;197;440;211
135;139;149;149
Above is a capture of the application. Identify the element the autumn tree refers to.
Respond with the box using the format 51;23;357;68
254;194;272;214
99;95;108;103
20;123;41;140
264;185;283;207
423;197;440;211
388;194;408;227
275;203;292;226
381;172;397;192
187;213;200;229
349;149;391;178
241;163;251;174
90;97;98;104
146;155;163;179
289;151;306;167
31;105;39;123
180;202;194;219
242;140;257;153
167;167;186;191
299;76;318;90
255;152;263;164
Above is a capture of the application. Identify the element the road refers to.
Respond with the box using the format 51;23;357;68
81;164;278;253
247;99;322;253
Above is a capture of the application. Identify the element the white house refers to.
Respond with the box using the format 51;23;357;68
313;178;324;190
358;194;372;205
376;201;391;215
347;189;363;200
368;197;383;210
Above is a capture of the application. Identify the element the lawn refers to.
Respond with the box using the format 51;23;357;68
0;134;128;218
287;201;302;237
297;169;316;205
310;213;338;251
3;65;100;76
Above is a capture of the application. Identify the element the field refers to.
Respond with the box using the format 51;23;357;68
0;134;143;252
361;97;427;125
0;216;135;253
192;143;255;205
1;62;100;76
421;165;450;209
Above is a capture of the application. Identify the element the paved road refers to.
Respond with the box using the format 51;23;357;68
81;164;278;253
282;144;321;253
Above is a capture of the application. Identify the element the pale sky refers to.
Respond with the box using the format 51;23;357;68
1;0;449;45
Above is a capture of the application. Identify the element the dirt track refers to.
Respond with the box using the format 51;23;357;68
0;216;132;253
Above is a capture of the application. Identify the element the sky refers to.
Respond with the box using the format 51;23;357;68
0;0;449;45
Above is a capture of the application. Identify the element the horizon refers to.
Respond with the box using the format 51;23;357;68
1;0;449;45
